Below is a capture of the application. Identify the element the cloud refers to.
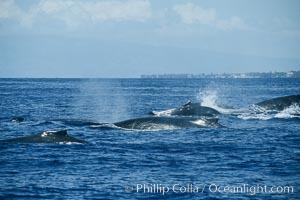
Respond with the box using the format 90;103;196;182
173;3;216;25
173;3;247;31
0;0;152;27
0;0;21;19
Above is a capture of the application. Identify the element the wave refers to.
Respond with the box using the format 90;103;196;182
49;118;102;127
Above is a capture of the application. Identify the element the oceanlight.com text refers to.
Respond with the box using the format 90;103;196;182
124;183;294;196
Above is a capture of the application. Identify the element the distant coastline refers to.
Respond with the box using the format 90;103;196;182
141;71;300;78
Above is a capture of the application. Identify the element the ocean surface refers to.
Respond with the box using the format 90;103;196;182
0;78;299;199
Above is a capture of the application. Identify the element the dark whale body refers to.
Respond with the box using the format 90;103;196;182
0;117;25;123
255;94;300;111
114;117;224;130
10;117;25;122
0;130;87;144
150;101;220;117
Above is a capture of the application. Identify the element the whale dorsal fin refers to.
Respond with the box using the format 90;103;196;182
53;130;68;136
183;100;192;107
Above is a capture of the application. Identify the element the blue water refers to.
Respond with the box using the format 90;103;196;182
0;78;299;199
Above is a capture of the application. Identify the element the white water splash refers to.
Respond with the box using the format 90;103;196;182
196;89;238;114
238;104;300;120
41;132;48;137
237;113;273;120
41;131;57;137
58;142;83;145
275;104;300;119
197;90;218;108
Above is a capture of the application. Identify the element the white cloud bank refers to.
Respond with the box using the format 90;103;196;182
0;1;250;31
173;3;247;31
0;0;152;27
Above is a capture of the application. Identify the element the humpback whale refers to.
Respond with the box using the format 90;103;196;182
0;117;25;123
113;117;224;130
149;101;220;117
10;117;25;122
255;94;300;111
0;130;87;144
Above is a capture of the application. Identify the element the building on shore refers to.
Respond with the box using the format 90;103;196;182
141;71;300;78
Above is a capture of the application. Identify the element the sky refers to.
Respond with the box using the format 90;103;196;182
0;0;300;78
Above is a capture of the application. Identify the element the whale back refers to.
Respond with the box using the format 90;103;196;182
0;130;86;144
256;94;300;111
172;103;220;117
114;117;223;130
150;101;220;117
